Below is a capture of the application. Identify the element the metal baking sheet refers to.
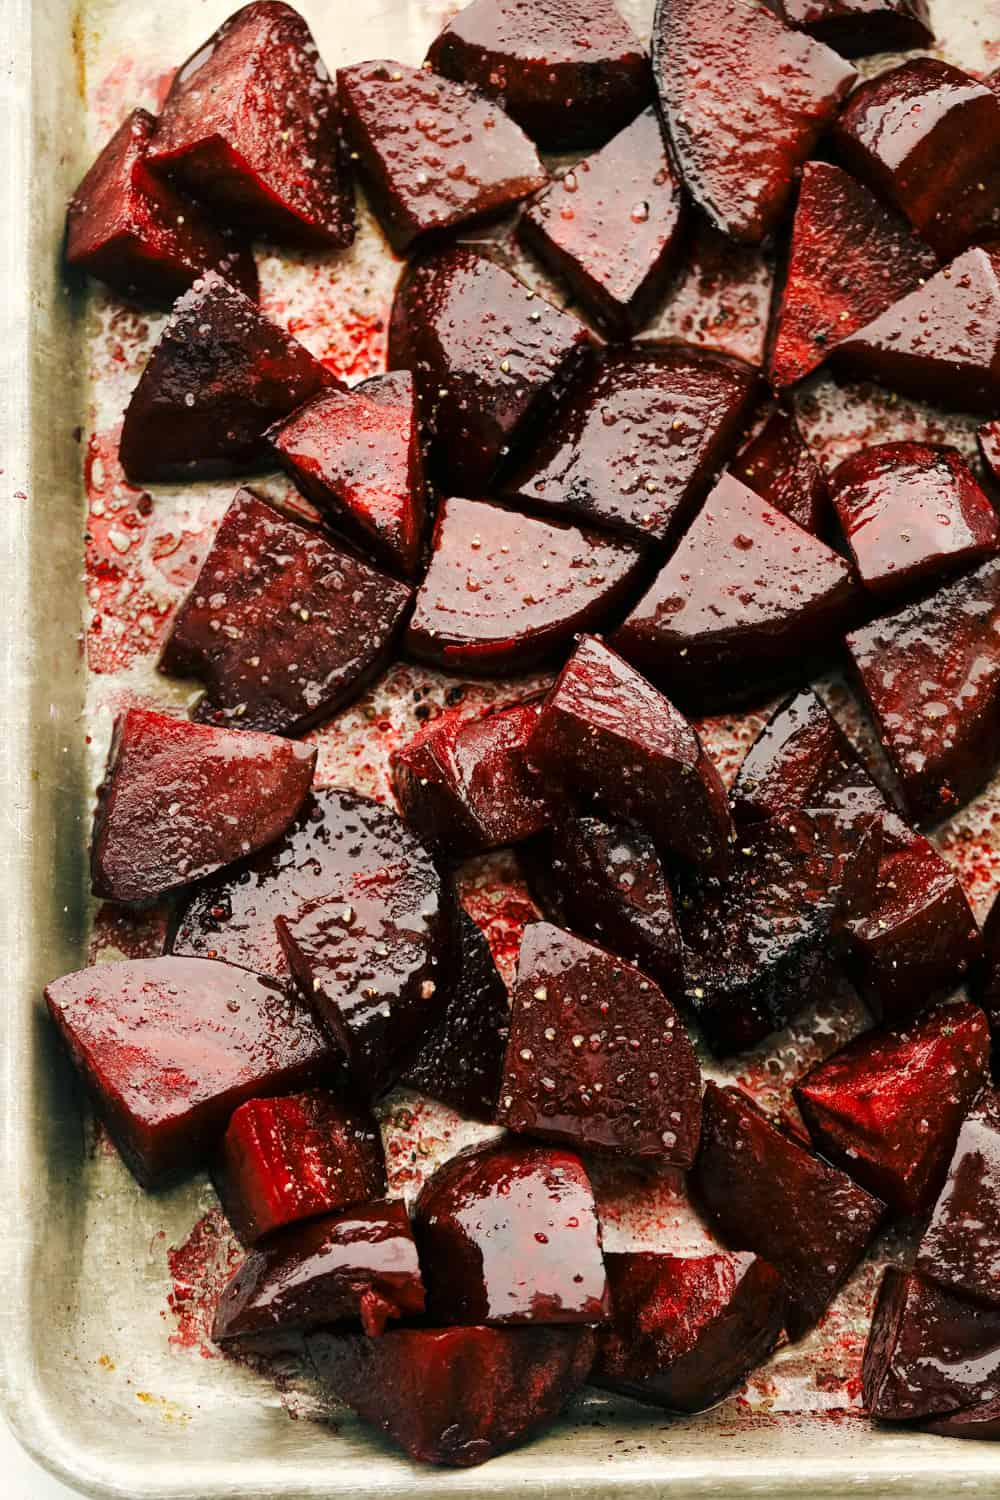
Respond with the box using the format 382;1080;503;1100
3;0;1000;1494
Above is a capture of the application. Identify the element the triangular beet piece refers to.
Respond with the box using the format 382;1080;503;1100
731;687;874;827
769;161;937;389
119;272;337;483
651;0;855;244
729;401;830;537
917;1090;1000;1307
90;707;316;904
782;0;933;56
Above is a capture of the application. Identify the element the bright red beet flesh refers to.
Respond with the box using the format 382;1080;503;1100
781;0;933;56
729;402;830;537
917;1091;1000;1307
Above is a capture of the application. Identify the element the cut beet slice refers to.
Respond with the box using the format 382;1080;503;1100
65;109;257;304
592;1251;785;1412
390;701;551;859
412;1139;608;1325
388;246;591;493
500;346;757;546
651;0;855;244
90;707;315;904
768;162;937;390
917;1091;1000;1308
212;1087;386;1246
308;1324;597;1467
781;0;933;55
268;371;425;577
527;635;732;874
45;956;333;1187
405;496;643;675
159;489;411;735
731;687;872;827
693;1082;884;1340
214;1199;425;1350
923;1396;1000;1440
119;271;336;483
496;921;702;1163
425;0;651;151
518;108;684;339
980;421;1000;486
729;403;830;538
148;2;354;248
612;473;857;714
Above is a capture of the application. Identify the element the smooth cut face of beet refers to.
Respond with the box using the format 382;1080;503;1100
781;0;933;56
729;402;830;538
45;956;333;1188
159;489;412;736
211;1087;386;1246
731;687;869;826
500;346;758;547
412;1139;608;1326
118;271;336;484
148;1;354;248
404;497;643;676
651;0;855;244
496;922;702;1163
693;1083;884;1340
90;707;315;904
917;1091;1000;1308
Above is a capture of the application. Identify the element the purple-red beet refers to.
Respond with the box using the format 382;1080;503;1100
729;402;831;537
781;0;933;55
917;1091;1000;1307
980;420;1000;488
640;215;775;368
976;888;1000;1034
730;687;873;827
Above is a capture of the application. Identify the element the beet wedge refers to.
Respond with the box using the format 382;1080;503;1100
730;687;873;828
729;402;830;537
781;0;933;56
917;1090;1000;1308
980;421;1000;487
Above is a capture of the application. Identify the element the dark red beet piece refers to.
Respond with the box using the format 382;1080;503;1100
729;403;830;538
980;421;1000;487
159;490;411;735
90;707;315;904
268;371;425;577
731;687;869;827
212;1087;386;1246
612;473;857;714
593;1251;785;1412
976;889;1000;1035
308;1324;596;1467
405;497;643;675
518;109;684;340
923;1396;1000;1439
45;956;333;1188
781;0;933;55
768;162;937;389
693;1082;884;1340
65;109;257;305
214;1199;425;1350
651;0;855;244
917;1091;1000;1308
496;921;702;1163
528;635;732;874
119;271;336;483
148;2;354;248
500;346;757;546
426;0;651;152
412;1139;608;1325
388;246;591;493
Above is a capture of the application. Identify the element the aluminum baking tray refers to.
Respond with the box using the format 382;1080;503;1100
4;0;1000;1494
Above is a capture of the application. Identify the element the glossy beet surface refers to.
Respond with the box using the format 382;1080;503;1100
45;957;332;1187
148;2;354;247
501;347;757;546
694;1083;884;1340
781;0;933;55
160;490;411;735
412;1139;608;1325
917;1091;1000;1307
119;271;336;483
641;214;775;368
593;1251;785;1412
497;922;702;1163
405;497;643;675
730;687;878;827
980;421;1000;486
729;403;830;537
90;707;315;904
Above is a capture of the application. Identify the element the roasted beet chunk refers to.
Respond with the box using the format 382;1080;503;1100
389;247;590;493
651;0;855;244
693;1083;884;1340
426;0;651;152
159;490;411;735
731;687;870;827
518;109;683;339
917;1091;1000;1307
501;347;757;546
45;957;332;1187
612;473;857;714
119;271;336;483
65;109;257;304
212;1087;386;1246
413;1139;608;1325
337;61;545;254
980;421;1000;488
976;889;1000;1033
768;161;937;390
496;922;702;1163
528;636;732;874
729;403;830;538
405;497;643;675
148;2;354;248
781;0;933;55
642;215;775;368
308;1324;596;1467
90;708;315;904
593;1251;784;1412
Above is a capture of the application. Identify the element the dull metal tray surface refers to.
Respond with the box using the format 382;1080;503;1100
4;0;1000;1495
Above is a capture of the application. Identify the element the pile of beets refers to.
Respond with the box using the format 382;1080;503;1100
55;0;1000;1469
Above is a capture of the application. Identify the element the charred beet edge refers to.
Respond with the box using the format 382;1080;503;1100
729;402;831;538
917;1090;1000;1307
781;0;933;57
